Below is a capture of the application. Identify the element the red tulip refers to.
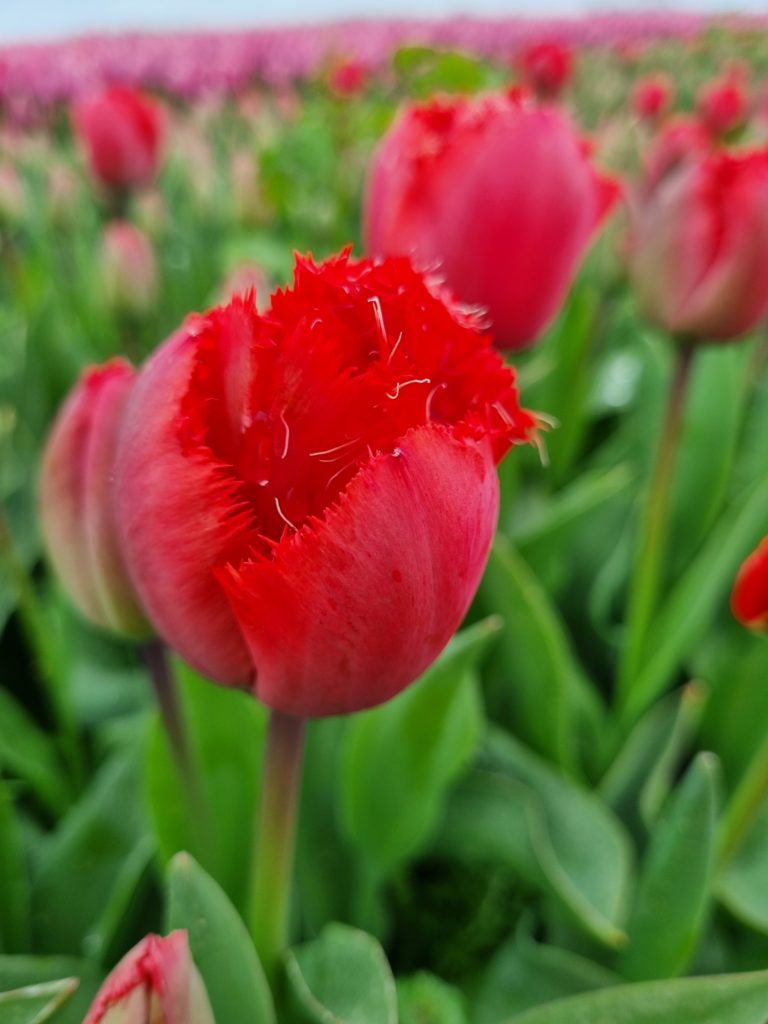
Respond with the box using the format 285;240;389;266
116;251;536;716
518;41;574;100
364;92;619;351
632;74;674;124
73;85;165;193
39;359;148;636
698;74;747;138
628;149;768;342
328;58;369;97
640;115;711;194
84;931;214;1024
732;537;768;632
102;220;158;314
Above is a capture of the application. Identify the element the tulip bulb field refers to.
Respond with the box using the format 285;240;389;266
4;13;768;1024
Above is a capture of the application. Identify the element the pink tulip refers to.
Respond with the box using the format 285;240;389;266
84;932;214;1024
364;91;619;350
39;359;148;636
102;221;158;314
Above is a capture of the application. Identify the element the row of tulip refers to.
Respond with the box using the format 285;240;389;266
2;21;768;1024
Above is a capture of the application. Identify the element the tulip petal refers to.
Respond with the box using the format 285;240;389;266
216;424;498;717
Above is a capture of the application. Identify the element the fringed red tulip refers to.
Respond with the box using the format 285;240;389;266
732;537;768;632
364;92;619;351
116;251;536;716
84;932;214;1024
39;358;148;637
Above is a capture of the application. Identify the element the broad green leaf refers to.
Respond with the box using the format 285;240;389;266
473;921;619;1023
438;732;632;948
397;972;466;1024
0;979;78;1024
31;751;147;954
0;688;69;816
481;537;601;773
285;923;397;1024
0;958;99;1024
624;476;768;725
146;661;267;909
340;620;493;880
502;969;768;1024
718;804;768;934
392;46;489;95
0;784;30;952
166;853;275;1024
619;753;719;981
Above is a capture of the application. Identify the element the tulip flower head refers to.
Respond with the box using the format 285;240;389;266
640;115;711;195
102;220;158;314
39;358;149;637
628;148;768;342
731;537;768;632
365;91;619;350
518;41;574;100
84;931;214;1024
72;85;165;194
697;73;748;138
116;251;537;716
632;74;675;124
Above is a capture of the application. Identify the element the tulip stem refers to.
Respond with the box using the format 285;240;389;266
616;342;695;722
718;728;768;867
249;709;306;986
142;641;212;861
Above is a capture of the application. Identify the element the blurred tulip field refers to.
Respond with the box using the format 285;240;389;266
4;13;768;1024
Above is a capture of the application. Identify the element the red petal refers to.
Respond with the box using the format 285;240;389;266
732;536;768;631
216;424;498;716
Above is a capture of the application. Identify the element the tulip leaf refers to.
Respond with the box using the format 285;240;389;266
619;753;719;981
500;969;768;1024
0;688;69;817
718;804;768;934
166;853;275;1024
397;972;467;1024
0;958;100;1024
0;783;31;953
285;923;397;1024
0;979;78;1024
340;618;494;881
82;835;155;966
473;921;619;1023
624;475;768;725
481;536;602;774
30;751;148;955
437;731;632;948
146;661;267;910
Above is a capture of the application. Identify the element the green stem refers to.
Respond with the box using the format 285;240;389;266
718;727;768;867
249;709;306;985
616;343;695;720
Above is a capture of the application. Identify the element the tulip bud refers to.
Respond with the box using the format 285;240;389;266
102;221;158;315
328;58;369;98
628;149;768;343
84;931;214;1024
697;73;748;138
632;74;674;125
72;85;165;194
364;91;619;350
731;537;768;632
517;41;574;100
39;358;149;637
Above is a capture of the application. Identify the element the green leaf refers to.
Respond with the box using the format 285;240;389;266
473;921;619;1023
501;969;768;1024
718;803;768;934
340;619;493;881
166;853;275;1024
0;979;78;1024
624;476;768;725
397;972;466;1024
146;661;267;910
0;688;69;816
0;957;100;1024
0;784;30;952
481;537;601;773
285;923;397;1024
438;732;632;948
82;836;155;965
619;753;719;981
31;751;147;955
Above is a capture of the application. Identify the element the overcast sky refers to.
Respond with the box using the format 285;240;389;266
1;0;764;43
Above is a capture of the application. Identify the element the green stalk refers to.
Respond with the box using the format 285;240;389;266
249;709;306;985
616;343;695;719
718;727;768;867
